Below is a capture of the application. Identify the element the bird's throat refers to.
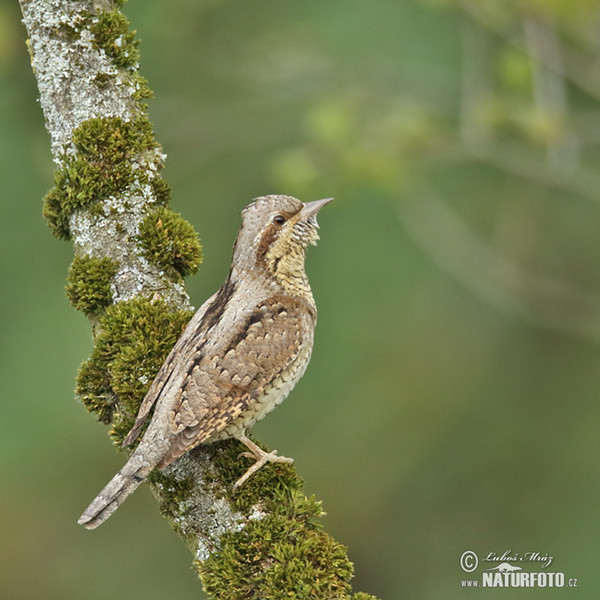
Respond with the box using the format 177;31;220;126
267;249;312;298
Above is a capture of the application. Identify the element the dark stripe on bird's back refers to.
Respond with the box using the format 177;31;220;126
201;274;237;332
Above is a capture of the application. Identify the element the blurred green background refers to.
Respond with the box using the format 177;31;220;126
3;0;600;598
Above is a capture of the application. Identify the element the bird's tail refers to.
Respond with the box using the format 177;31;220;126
77;451;155;530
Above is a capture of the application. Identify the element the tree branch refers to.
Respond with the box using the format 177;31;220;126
20;0;378;598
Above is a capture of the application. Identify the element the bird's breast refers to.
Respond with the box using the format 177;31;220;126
213;342;313;440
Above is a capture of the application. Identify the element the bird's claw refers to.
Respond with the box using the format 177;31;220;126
232;436;294;492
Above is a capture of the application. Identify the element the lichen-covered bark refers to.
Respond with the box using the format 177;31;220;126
19;1;379;598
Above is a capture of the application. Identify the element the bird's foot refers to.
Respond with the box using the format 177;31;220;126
233;434;294;492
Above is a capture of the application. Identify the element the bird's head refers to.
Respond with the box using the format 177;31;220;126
232;195;332;294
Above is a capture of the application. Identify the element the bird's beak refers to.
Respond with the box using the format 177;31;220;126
300;198;333;225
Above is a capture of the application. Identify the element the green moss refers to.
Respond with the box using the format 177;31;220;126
75;297;192;442
66;255;117;316
43;115;160;239
93;72;112;89
94;69;152;102
75;356;113;424
90;10;139;69
148;470;195;517
203;439;301;513
195;439;356;599
43;185;71;240
137;206;202;278
351;594;381;600
58;15;90;41
83;2;151;99
198;475;354;599
72;114;156;159
201;525;352;600
130;71;154;101
150;176;171;206
44;4;159;240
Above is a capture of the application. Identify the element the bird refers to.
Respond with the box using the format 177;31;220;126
78;194;332;529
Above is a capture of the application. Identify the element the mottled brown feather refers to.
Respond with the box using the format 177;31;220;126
122;277;239;447
157;295;314;468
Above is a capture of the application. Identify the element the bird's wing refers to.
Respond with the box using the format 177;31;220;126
157;294;315;468
122;288;221;447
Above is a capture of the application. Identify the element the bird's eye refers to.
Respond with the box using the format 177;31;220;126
273;215;286;225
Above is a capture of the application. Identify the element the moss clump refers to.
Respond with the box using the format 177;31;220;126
197;440;356;600
203;520;352;599
71;114;156;164
87;4;152;99
43;115;160;239
90;9;139;69
43;184;73;240
137;206;202;278
74;354;113;423
66;255;117;316
76;297;192;442
198;486;353;599
351;594;380;600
